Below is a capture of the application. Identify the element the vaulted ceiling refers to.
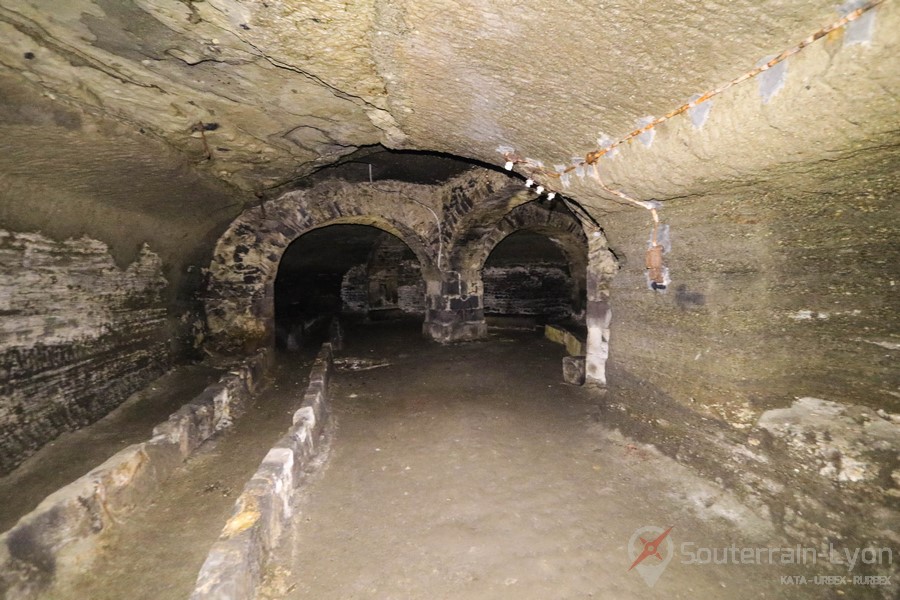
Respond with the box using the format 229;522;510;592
1;0;896;216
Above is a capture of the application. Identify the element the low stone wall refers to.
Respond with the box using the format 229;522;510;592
544;324;586;385
0;349;272;600
190;343;333;600
544;324;585;356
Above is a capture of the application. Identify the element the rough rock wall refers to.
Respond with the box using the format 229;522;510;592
1;1;895;210
483;265;574;320
340;265;369;315
0;72;247;353
0;0;390;190
598;148;899;550
376;0;899;211
0;230;171;475
0;73;246;474
366;233;426;314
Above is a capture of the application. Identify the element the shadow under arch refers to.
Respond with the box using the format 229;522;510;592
274;224;427;349
482;230;584;324
205;182;438;352
447;200;625;385
451;202;588;311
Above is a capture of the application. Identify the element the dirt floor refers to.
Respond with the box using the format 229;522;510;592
45;351;316;600
11;321;892;599
0;363;223;532
258;322;848;600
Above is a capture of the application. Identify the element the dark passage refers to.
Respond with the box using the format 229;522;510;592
274;224;425;349
483;230;584;326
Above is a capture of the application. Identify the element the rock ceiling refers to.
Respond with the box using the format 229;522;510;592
0;0;897;213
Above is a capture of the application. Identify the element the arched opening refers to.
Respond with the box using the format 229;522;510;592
482;230;585;329
274;224;426;349
358;232;427;320
204;181;441;352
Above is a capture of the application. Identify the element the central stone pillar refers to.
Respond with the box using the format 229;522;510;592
423;270;488;342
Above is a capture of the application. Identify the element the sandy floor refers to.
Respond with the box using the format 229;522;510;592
260;322;832;600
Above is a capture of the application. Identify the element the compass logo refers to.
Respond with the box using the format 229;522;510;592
628;525;675;587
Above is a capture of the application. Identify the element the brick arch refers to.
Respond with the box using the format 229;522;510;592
453;202;588;291
438;177;532;266
205;181;438;351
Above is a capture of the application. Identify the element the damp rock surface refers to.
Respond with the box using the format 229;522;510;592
758;397;900;484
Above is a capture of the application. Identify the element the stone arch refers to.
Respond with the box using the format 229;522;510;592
453;202;588;312
448;199;619;385
438;175;533;264
482;231;579;321
205;180;438;351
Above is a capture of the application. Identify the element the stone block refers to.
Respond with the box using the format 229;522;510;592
292;406;316;428
429;308;456;324
155;392;218;458
279;428;312;479
143;435;182;474
442;278;460;296
429;320;482;342
447;320;488;342
544;324;586;356
86;443;153;512
152;410;194;458
190;536;259;600
0;438;183;597
257;449;294;530
449;295;480;310
306;390;326;424
562;356;586;385
210;385;232;430
308;363;327;390
328;319;344;351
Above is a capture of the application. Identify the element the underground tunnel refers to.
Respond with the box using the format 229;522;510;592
482;229;586;329
0;1;898;599
273;224;427;350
